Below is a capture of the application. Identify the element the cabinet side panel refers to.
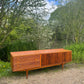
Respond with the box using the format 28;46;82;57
10;56;14;71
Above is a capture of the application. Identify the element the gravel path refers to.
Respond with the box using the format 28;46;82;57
0;64;84;84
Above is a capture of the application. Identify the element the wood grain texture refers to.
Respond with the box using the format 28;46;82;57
13;61;40;71
41;53;63;66
41;54;47;66
10;48;70;57
10;48;72;78
63;51;72;63
10;56;14;70
13;55;40;64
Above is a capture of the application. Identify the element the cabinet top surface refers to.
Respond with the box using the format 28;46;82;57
10;48;72;57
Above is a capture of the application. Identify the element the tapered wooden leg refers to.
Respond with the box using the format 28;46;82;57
26;70;28;79
62;63;64;70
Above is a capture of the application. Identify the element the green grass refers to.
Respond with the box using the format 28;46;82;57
0;61;26;78
65;42;84;63
0;61;11;78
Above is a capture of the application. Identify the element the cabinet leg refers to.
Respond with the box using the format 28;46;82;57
62;63;64;70
26;70;28;79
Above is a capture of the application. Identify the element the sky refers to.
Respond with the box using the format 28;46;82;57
43;0;58;20
48;0;59;5
45;0;70;20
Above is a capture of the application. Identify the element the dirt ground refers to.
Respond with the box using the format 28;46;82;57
0;63;84;84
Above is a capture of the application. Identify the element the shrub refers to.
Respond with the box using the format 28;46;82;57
0;61;11;78
65;42;84;63
0;40;37;61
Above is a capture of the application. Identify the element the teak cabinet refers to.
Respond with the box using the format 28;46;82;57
10;49;72;79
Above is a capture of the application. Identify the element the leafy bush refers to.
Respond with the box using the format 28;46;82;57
65;42;84;63
0;61;26;78
0;40;37;61
0;61;11;78
0;46;8;62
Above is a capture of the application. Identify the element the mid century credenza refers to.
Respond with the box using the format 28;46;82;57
10;48;72;79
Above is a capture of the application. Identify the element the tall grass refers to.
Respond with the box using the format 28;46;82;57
65;42;84;63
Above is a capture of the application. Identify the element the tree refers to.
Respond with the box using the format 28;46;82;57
49;0;84;45
0;0;46;48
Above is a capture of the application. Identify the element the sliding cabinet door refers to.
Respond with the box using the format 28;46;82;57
41;53;62;67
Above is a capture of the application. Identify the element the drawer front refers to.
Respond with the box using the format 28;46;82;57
13;61;40;71
63;51;72;63
41;53;62;66
13;55;40;64
12;55;40;71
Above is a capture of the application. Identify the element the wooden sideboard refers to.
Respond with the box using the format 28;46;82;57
10;48;72;79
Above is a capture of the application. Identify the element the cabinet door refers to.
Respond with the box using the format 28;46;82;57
41;53;62;66
62;51;72;63
41;54;47;66
12;55;40;71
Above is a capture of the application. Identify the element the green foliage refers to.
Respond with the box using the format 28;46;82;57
0;40;37;61
0;0;54;61
30;24;54;49
0;61;11;78
0;61;26;78
65;42;84;63
49;0;84;44
0;0;46;48
0;46;8;62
